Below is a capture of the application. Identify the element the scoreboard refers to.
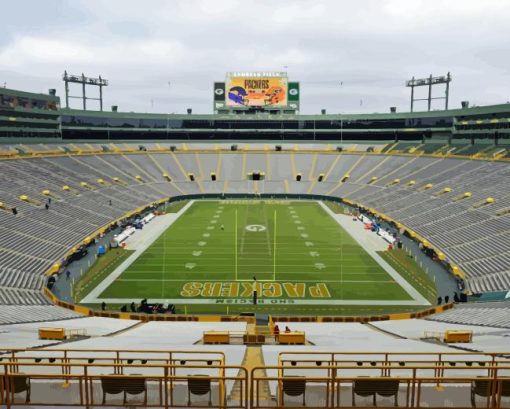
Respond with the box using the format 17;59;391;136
214;72;299;113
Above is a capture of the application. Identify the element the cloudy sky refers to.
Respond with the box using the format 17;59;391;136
1;0;509;114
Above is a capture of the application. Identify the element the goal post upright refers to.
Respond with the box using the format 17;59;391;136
273;209;277;281
235;208;238;281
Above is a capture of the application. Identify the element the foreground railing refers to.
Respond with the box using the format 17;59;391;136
252;363;510;408
0;347;226;366
1;349;509;408
278;350;510;379
0;361;247;408
0;348;249;408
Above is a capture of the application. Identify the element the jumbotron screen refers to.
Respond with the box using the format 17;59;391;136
226;72;288;107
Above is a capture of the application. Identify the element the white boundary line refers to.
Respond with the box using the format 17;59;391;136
80;200;195;304
318;201;430;306
114;279;391;283
88;297;425;306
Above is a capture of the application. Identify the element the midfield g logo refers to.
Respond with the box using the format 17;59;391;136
245;224;267;232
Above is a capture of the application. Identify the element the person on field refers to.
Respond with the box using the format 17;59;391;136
273;325;280;336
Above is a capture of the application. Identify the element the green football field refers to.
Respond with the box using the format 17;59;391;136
84;200;429;314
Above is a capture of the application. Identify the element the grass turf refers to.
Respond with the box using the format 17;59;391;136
82;200;424;314
164;200;189;213
379;248;437;304
74;248;134;302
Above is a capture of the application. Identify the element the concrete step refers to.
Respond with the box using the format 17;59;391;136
255;325;272;335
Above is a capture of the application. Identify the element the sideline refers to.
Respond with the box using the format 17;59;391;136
88;297;429;305
80;200;195;304
318;201;430;306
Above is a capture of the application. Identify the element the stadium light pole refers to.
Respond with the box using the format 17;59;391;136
62;71;108;111
339;81;344;144
165;81;171;139
406;73;452;112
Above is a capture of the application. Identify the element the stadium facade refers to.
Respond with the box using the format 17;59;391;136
1;84;510;141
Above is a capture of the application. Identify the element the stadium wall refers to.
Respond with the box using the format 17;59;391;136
44;284;454;323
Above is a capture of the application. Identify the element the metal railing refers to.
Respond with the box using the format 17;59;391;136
1;349;510;408
251;363;510;408
0;360;247;408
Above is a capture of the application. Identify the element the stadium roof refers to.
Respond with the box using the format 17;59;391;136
59;102;510;121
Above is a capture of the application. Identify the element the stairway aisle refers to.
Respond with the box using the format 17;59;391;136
229;346;272;405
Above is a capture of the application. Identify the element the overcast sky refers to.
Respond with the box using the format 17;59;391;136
1;0;510;114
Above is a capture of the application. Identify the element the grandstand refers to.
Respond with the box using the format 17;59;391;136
1;79;510;407
0;145;509;299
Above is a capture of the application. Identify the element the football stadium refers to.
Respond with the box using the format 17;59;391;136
1;1;510;407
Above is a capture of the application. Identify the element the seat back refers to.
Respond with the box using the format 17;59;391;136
282;377;306;397
353;379;399;397
353;379;378;397
100;377;125;395
500;380;510;397
188;376;211;396
2;375;29;394
376;380;400;397
473;380;492;398
123;376;146;396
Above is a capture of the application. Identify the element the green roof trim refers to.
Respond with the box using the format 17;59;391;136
0;87;60;102
59;102;510;121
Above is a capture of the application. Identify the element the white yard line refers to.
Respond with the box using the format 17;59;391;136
80;200;195;304
264;209;272;257
119;268;387;270
318;201;430;306
239;206;247;255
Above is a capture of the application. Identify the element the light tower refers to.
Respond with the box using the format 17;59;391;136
406;72;452;112
62;71;109;111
